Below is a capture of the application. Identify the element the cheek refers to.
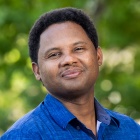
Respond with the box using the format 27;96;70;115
83;54;97;67
40;63;58;81
85;55;99;76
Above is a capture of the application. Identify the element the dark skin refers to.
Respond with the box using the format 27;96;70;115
32;21;103;135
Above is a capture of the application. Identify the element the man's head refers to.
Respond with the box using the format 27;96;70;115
28;7;98;63
29;7;102;100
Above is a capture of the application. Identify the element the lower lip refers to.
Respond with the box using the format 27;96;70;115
62;72;82;79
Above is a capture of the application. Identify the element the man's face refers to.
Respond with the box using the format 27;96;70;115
32;22;102;100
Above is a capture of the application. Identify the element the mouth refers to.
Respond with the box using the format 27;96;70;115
61;68;83;79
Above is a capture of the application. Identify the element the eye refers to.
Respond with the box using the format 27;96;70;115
48;52;61;59
74;47;84;52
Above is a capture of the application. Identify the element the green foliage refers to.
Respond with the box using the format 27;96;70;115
0;0;140;135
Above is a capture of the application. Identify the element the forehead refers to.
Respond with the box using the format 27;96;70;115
40;21;91;47
41;22;85;38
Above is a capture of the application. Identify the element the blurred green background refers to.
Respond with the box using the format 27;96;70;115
0;0;140;135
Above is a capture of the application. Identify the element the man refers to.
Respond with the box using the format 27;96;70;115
1;7;140;140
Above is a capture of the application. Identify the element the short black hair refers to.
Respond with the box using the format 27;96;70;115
28;7;98;63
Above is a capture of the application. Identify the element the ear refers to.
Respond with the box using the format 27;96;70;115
97;47;103;66
32;62;41;80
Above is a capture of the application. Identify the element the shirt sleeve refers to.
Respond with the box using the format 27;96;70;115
1;129;41;140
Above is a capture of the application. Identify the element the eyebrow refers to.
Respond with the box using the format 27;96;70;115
44;48;60;56
73;41;87;46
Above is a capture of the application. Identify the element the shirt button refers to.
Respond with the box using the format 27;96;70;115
105;117;108;120
76;126;80;130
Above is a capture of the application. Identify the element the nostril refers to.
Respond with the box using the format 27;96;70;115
60;55;77;67
64;62;77;67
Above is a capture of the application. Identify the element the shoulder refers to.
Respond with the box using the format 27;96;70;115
1;106;44;139
1;129;38;140
106;109;139;123
106;108;140;130
1;111;38;139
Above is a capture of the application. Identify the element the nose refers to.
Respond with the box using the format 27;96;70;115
59;53;77;67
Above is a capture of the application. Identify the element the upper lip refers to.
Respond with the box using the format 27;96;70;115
60;67;84;78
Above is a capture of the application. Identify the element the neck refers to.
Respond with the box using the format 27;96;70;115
58;92;97;135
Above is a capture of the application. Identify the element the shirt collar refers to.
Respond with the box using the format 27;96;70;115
44;94;119;129
94;98;111;125
44;94;75;129
94;98;119;127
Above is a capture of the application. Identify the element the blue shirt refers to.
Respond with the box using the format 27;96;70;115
1;94;140;140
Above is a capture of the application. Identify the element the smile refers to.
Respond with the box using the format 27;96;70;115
61;68;83;79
